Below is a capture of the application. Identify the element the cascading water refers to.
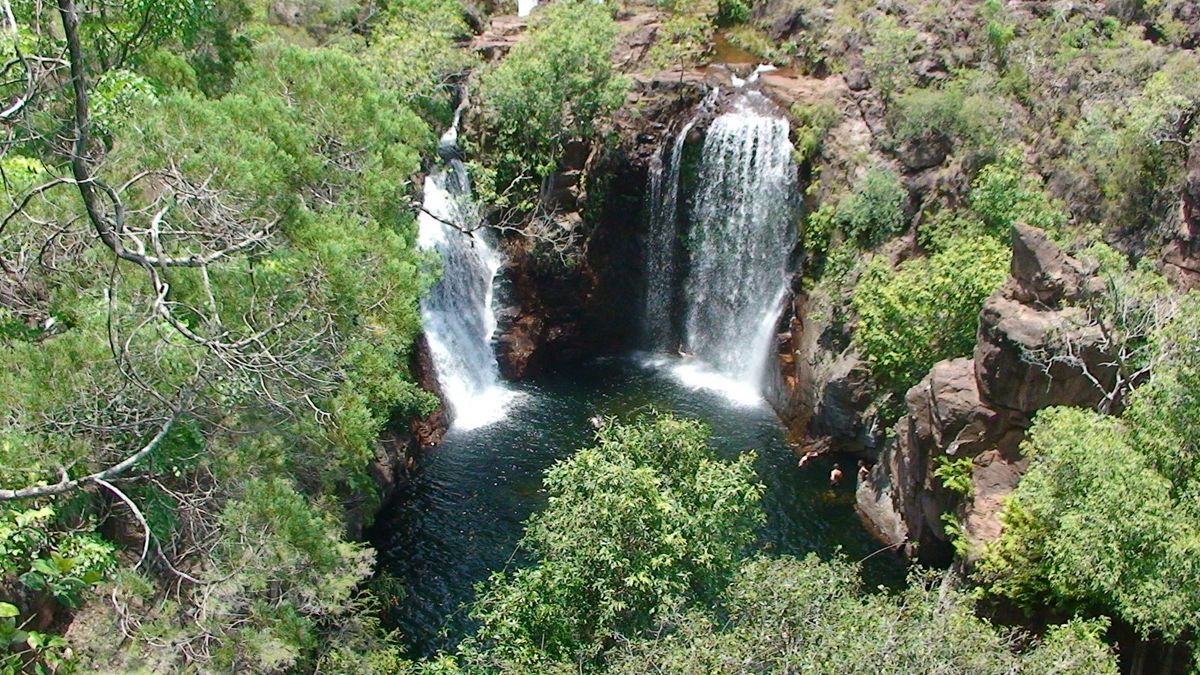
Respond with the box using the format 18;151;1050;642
641;119;694;350
677;94;799;404
418;128;516;430
517;0;537;16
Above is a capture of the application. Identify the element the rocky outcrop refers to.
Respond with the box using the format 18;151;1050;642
857;224;1115;563
1162;143;1200;290
471;15;527;61
776;233;918;456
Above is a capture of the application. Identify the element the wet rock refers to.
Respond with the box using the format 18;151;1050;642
410;335;450;448
495;306;545;380
806;351;879;454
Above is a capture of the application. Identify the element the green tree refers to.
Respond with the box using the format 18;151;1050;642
852;235;1010;391
459;415;764;669
608;556;1117;674
474;0;627;210
979;297;1200;665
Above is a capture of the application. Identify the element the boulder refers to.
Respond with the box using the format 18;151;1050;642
806;351;879;454
1008;223;1089;306
974;296;1113;414
897;134;950;172
913;358;1007;456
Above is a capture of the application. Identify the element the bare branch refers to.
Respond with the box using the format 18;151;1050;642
0;410;180;500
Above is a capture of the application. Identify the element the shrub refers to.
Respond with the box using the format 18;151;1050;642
476;1;628;208
806;165;908;262
852;235;1010;390
863;15;920;100
791;99;839;164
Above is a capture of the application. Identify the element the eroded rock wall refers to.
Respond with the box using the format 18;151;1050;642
856;224;1117;563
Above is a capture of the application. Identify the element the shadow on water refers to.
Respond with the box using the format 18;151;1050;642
369;356;906;657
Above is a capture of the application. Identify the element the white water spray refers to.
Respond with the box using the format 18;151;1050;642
418;127;517;430
641;119;694;350
676;95;799;404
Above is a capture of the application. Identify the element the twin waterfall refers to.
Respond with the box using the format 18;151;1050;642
644;94;799;405
419;91;796;430
417;134;515;430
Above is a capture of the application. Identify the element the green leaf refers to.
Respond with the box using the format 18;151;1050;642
0;602;17;618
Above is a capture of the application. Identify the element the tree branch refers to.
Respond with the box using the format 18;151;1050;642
0;411;179;500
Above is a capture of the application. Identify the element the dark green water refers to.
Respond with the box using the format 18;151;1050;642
370;356;904;656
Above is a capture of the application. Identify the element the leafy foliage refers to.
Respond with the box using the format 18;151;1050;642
934;456;974;496
607;556;1117;674
980;297;1200;651
804;164;907;262
460;415;764;668
852;235;1009;391
475;0;627;209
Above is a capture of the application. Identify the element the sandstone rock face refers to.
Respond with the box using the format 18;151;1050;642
806;352;877;450
1162;144;1200;290
1007;223;1090;306
961;448;1029;563
471;15;527;62
974;297;1112;414
857;225;1115;563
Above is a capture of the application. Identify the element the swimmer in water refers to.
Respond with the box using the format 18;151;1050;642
829;463;844;487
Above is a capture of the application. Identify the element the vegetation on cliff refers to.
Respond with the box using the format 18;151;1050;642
0;0;1197;671
0;0;462;670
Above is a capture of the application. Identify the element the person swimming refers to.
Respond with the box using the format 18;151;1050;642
829;463;844;487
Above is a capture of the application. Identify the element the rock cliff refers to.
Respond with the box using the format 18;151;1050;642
856;224;1116;563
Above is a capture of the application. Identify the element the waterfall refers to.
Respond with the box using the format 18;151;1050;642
641;120;694;350
418;129;516;430
678;95;799;403
517;0;537;16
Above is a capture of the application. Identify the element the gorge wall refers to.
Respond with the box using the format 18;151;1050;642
394;0;1200;566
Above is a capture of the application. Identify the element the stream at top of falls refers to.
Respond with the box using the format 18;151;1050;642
369;356;906;658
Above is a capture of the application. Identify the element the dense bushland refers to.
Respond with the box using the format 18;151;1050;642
434;416;1119;673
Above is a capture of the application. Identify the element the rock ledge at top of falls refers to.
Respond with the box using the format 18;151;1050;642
464;6;849;383
857;224;1117;565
